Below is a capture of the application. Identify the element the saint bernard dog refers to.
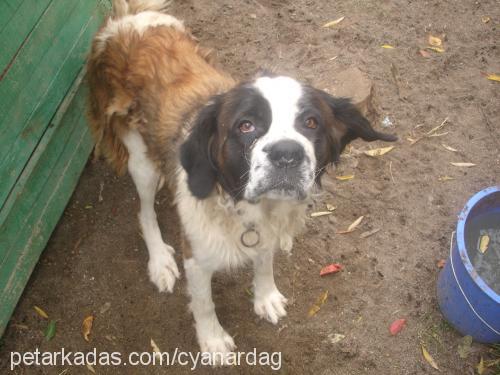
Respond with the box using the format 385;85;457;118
87;0;397;362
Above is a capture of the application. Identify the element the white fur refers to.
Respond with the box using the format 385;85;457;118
245;76;317;201
95;11;184;54
176;167;307;356
122;130;179;292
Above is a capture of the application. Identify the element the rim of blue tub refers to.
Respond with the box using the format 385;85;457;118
456;185;500;304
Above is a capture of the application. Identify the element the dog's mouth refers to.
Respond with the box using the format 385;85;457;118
245;173;311;203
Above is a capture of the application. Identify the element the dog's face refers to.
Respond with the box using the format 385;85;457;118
180;75;396;202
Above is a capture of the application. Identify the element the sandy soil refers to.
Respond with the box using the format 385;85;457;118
1;0;499;374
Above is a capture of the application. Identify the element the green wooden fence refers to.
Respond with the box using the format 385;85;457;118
0;0;110;337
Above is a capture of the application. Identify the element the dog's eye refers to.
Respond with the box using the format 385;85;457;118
239;121;255;133
305;117;318;129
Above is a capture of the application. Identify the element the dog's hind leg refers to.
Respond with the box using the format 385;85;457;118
122;130;179;293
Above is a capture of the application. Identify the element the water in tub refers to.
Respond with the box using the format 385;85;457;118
466;211;500;295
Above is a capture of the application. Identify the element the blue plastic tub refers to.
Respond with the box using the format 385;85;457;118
437;186;500;343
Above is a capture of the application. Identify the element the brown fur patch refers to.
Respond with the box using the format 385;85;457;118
86;19;236;183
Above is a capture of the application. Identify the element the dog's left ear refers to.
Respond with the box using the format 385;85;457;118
180;98;220;199
317;91;397;163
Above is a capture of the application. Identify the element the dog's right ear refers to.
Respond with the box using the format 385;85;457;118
180;98;220;199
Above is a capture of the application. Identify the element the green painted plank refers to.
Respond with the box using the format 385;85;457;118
0;0;52;72
0;0;107;210
0;79;94;336
0;0;24;34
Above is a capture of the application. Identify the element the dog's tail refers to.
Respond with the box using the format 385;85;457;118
112;0;171;17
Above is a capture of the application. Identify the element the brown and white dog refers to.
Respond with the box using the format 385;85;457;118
87;0;396;360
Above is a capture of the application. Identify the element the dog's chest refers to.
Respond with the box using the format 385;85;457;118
176;174;307;270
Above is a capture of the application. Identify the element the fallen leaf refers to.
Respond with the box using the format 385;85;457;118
45;320;56;341
485;359;500;367
34;306;49;319
419;49;431;58
441;144;458;152
320;263;343;276
481;16;490;23
381;44;395;49
437;259;446;269
82;316;94;342
151;338;162;358
438;176;455;181
421;345;439;370
427;46;445;53
99;302;111;315
308;290;329;317
86;364;96;374
458;335;473;359
428;35;442;47
364;146;395;157
323;16;345;28
336;175;355;181
326;203;336;211
328;333;345;344
245;288;254;297
477;356;485;375
389;318;406;335
360;228;380;238
479;235;489;254
311;211;333;218
84;205;93;209
450;162;476;167
338;216;364;234
486;73;500;82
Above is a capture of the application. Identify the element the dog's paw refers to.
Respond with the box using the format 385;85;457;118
199;330;236;366
254;289;288;324
148;244;179;293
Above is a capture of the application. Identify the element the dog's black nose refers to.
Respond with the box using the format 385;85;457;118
266;140;305;168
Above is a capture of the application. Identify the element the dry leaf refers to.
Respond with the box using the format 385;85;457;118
360;228;380;238
364;146;395;157
82;316;94;342
421;345;439;370
326;203;336;211
323;16;345;28
311;211;333;217
86;364;96;374
427;46;445;53
336;175;355;181
479;235;489;254
308;290;329;317
381;44;395;49
481;16;490;23
428;35;442;47
34;306;49;319
320;263;343;276
477;357;485;375
441;144;458;152
437;259;446;269
389;318;406;335
151;338;162;358
438;176;454;181
486;73;500;82
419;49;431;58
450;162;476;167
338;216;364;234
458;335;473;359
328;333;345;344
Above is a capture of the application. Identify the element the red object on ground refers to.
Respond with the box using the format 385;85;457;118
320;263;343;276
389;318;406;335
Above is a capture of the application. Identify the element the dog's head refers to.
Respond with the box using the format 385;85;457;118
180;74;397;202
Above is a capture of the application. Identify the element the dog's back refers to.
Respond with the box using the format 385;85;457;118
86;0;234;178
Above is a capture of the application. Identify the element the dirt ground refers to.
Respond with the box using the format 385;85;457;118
1;0;499;374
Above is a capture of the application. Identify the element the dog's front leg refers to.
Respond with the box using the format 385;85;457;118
253;250;287;324
184;258;235;364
